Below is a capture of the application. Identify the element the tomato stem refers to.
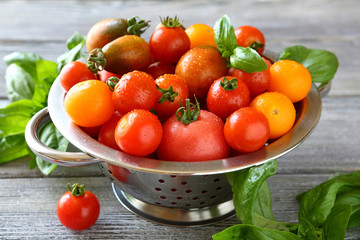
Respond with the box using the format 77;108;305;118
220;77;238;91
160;16;183;28
87;48;107;76
176;97;200;125
157;85;179;103
68;183;86;197
127;16;151;36
106;77;120;92
249;41;265;52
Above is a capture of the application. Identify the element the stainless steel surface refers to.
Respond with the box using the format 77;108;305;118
24;51;325;225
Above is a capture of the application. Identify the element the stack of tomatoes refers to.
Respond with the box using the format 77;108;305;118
59;16;312;162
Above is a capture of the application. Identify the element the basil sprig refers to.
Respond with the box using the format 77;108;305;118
214;160;360;239
0;32;85;175
214;15;268;73
278;45;339;87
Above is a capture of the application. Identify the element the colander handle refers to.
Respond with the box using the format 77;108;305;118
25;107;102;167
318;81;332;98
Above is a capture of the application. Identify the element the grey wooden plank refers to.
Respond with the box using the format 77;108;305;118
0;175;359;239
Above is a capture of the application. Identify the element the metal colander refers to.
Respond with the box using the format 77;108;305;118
25;51;327;226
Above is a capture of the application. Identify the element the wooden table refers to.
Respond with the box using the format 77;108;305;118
1;0;359;239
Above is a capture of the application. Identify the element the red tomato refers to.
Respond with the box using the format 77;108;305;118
144;62;175;79
224;107;270;153
57;183;100;231
98;111;123;150
175;46;227;101
98;70;122;83
114;109;163;156
153;74;189;122
229;57;271;98
112;71;158;114
81;125;102;139
206;76;250;120
107;164;130;183
157;106;230;162
58;61;96;92
149;17;190;64
234;25;266;54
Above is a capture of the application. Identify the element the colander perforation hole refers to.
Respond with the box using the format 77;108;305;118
170;175;177;178
214;178;220;182
210;195;216;199
201;190;208;194
200;202;206;205
158;179;165;183
160;196;166;199
155;187;161;191
181;181;187;185
177;197;183;200
171;202;177;205
216;187;222;190
108;169;112;175
171;188;177;192
193;197;199;200
186;189;192;193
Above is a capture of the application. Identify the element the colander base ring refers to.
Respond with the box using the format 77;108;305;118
111;183;236;226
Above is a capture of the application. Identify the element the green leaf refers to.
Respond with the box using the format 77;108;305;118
323;204;352;240
232;160;277;225
212;224;301;240
0;133;30;164
66;31;86;50
277;45;339;85
3;52;42;80
255;181;275;220
334;188;360;228
214;14;237;58
0;99;41;135
5;64;35;102
57;33;86;73
297;217;321;240
32;59;58;106
230;46;268;73
36;122;68;175
298;170;360;227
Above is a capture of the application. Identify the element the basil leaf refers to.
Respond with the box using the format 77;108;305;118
214;14;237;58
3;52;42;81
278;45;338;85
212;224;301;240
66;31;86;50
0;99;41;135
5;64;35;102
0;133;30;164
323;204;352;240
32;59;58;106
255;181;275;220
298;170;360;227
233;159;277;225
57;32;86;73
230;46;268;73
297;217;321;240
36;122;68;175
334;188;360;228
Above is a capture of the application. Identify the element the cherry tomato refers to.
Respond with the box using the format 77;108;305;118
64;80;115;127
98;70;122;83
234;25;266;54
229;57;271;98
57;183;100;231
157;99;229;161
114;109;163;156
207;76;250;120
153;74;189;122
144;62;175;79
175;46;227;101
103;35;152;75
81;125;102;139
149;17;190;64
224;107;270;153
58;61;96;92
98;111;123;150
112;71;158;114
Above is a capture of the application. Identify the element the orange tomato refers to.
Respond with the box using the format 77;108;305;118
64;80;115;127
269;60;312;103
250;92;296;139
185;23;217;49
